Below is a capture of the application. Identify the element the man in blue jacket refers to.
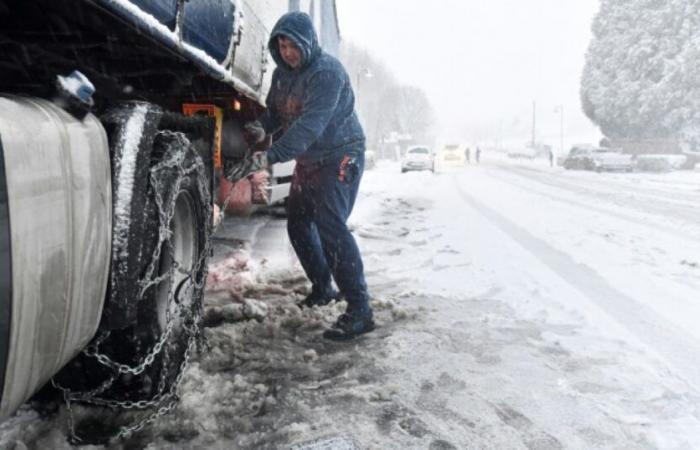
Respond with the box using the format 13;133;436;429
238;11;374;341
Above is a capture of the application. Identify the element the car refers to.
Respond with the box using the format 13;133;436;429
563;147;634;172
401;146;434;173
435;144;466;169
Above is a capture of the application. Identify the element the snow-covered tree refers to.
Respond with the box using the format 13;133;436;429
378;85;435;144
581;0;700;146
340;42;435;147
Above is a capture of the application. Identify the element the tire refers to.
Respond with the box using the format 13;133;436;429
131;130;210;396
53;111;211;412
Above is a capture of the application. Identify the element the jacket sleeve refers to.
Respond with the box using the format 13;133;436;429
266;70;343;164
258;72;281;133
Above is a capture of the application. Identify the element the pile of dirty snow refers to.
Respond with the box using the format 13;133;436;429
0;239;412;449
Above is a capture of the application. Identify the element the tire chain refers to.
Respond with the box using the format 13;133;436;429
51;130;245;445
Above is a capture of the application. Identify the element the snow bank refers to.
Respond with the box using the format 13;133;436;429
0;234;411;448
635;154;688;172
142;249;411;448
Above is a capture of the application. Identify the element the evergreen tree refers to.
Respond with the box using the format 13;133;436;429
581;0;700;147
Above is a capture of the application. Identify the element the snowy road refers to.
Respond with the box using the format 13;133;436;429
2;158;700;449
340;159;700;449
454;162;700;388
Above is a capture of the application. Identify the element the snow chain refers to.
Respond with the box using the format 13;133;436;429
50;130;243;445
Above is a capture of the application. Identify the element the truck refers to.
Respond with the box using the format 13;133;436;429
0;0;340;436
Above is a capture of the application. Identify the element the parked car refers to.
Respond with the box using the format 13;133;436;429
563;147;634;172
435;144;466;170
401;146;434;173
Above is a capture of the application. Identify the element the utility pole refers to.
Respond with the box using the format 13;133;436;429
554;105;564;156
355;68;372;110
559;106;564;156
531;101;536;148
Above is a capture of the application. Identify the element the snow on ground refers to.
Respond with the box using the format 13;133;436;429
2;156;700;449
346;159;700;449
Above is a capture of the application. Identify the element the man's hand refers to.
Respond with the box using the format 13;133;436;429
225;151;269;182
243;121;266;145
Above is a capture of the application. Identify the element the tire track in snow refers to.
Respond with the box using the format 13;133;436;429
503;162;700;207
453;176;700;393
483;165;700;241
493;162;700;226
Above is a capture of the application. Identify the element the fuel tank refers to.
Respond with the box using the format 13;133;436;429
0;96;111;419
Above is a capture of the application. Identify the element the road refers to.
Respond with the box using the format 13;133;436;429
2;157;699;449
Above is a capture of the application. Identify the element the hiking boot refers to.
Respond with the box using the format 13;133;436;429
323;312;375;341
297;288;339;309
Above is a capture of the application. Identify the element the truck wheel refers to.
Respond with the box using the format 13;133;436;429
132;130;210;397
53;128;211;413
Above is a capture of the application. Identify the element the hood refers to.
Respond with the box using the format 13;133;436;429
268;12;321;71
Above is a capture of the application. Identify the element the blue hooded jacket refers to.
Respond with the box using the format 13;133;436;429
258;12;365;166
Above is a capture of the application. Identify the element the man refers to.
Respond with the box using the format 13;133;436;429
238;12;374;341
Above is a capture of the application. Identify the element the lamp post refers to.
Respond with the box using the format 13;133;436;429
356;67;373;105
554;104;564;157
356;67;373;147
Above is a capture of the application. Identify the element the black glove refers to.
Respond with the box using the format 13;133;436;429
243;121;266;145
225;151;268;181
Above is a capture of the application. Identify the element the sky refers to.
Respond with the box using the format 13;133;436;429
336;0;603;150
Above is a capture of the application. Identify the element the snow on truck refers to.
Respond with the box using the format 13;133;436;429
0;0;339;435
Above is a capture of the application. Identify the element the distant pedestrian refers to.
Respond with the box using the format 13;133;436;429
465;147;471;164
475;147;481;164
548;149;554;167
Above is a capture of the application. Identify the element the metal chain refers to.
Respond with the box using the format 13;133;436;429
52;129;230;444
53;128;249;444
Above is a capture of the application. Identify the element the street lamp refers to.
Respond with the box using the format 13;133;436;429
553;104;564;157
356;67;373;104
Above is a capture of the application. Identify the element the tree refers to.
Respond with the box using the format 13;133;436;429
339;42;397;147
339;42;435;148
379;85;435;143
581;0;700;146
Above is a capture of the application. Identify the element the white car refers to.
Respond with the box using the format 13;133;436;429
563;147;634;172
434;144;467;170
401;146;434;173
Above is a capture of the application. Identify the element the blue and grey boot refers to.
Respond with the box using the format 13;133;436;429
323;311;375;341
298;286;339;309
